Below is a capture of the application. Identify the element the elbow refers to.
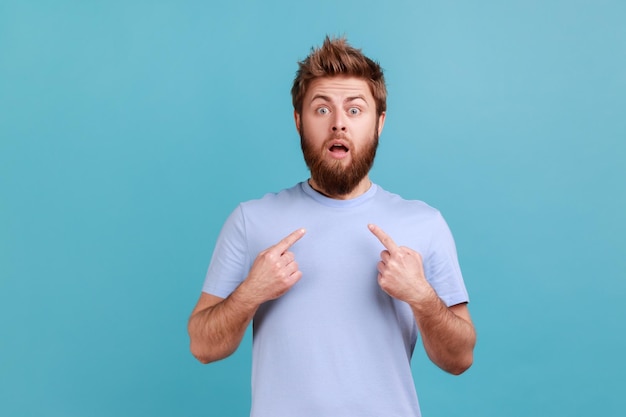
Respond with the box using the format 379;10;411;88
449;361;472;376
447;331;476;375
189;340;233;365
195;356;214;365
447;353;473;376
194;356;212;365
191;349;213;365
189;342;212;364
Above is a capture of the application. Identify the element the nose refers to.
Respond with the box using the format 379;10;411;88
332;112;347;132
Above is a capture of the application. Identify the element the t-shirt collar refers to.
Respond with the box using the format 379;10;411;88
300;180;378;208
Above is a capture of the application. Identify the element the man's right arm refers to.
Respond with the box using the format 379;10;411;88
187;290;258;364
188;228;306;364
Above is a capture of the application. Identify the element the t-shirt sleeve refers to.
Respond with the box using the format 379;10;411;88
202;205;250;298
424;211;469;307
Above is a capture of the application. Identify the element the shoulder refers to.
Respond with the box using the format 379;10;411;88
240;182;305;210
373;184;442;219
370;184;451;248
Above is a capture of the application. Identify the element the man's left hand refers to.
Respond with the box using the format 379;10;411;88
368;224;435;304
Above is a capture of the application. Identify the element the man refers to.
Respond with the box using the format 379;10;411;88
188;36;476;417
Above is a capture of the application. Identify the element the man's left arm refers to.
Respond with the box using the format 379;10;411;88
411;298;475;375
368;224;476;375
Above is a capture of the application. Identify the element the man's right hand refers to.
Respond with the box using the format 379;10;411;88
239;228;306;304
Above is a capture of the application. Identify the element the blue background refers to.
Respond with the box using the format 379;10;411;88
2;0;625;416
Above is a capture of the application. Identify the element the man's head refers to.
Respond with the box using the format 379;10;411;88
291;36;387;117
292;37;387;198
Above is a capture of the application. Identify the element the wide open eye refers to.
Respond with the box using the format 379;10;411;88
317;107;330;115
348;107;360;115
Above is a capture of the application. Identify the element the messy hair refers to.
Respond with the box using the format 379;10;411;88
291;36;387;116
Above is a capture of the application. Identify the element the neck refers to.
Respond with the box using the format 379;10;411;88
308;176;372;200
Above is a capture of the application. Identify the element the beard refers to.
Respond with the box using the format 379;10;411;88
300;122;379;197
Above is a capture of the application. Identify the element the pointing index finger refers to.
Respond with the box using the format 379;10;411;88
274;228;306;254
368;224;399;252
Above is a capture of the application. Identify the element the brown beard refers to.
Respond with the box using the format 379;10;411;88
300;122;379;197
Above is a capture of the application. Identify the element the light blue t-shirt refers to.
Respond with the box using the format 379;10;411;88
203;181;469;417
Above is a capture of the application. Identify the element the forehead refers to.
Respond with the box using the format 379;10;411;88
305;76;374;103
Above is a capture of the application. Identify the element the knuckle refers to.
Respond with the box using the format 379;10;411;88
261;250;276;261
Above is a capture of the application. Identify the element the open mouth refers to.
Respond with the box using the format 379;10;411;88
325;138;351;159
328;143;350;159
329;143;349;153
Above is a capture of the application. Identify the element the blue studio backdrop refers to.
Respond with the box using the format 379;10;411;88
1;1;625;416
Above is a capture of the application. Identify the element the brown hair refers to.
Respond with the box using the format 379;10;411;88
291;36;387;116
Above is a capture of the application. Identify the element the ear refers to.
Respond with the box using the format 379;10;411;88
294;110;302;132
377;112;386;136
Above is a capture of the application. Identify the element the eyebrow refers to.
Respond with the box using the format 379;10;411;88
345;95;368;104
310;94;331;103
309;94;369;105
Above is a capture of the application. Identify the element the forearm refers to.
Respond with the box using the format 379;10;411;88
188;288;259;364
189;229;305;364
411;291;476;375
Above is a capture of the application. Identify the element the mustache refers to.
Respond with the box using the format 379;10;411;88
324;135;352;148
328;132;349;140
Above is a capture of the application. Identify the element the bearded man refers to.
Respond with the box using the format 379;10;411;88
188;36;476;417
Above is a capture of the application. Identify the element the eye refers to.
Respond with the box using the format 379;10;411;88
348;107;360;115
317;107;330;115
